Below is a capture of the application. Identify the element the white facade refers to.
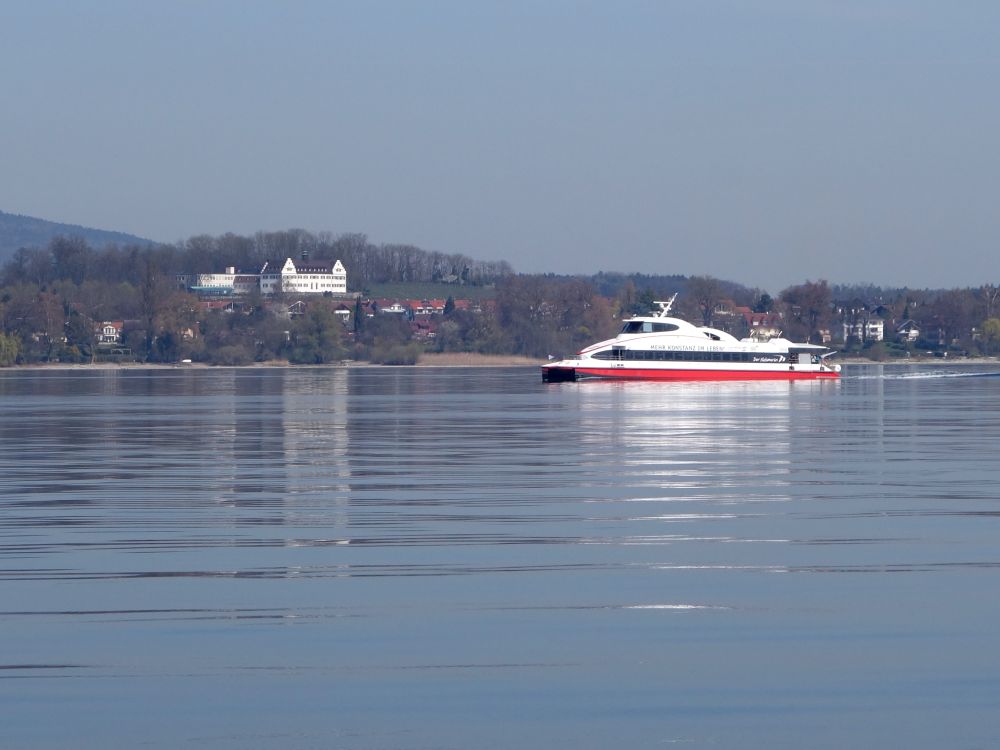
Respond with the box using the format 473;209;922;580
185;258;348;296
843;319;885;342
193;270;238;289
896;320;920;343
99;322;123;344
260;258;348;295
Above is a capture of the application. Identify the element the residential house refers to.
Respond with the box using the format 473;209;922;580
333;303;352;324
362;297;490;318
373;300;409;316
410;318;438;339
98;321;124;345
896;319;920;343
407;299;447;316
740;311;783;340
843;319;885;343
281;301;307;319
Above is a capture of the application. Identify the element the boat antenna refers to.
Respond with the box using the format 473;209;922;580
653;293;678;318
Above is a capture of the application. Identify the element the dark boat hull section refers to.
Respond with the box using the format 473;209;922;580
542;366;577;382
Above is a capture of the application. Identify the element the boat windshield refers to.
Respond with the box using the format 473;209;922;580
621;321;679;334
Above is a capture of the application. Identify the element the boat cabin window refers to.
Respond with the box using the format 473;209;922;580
621;321;679;334
590;349;759;363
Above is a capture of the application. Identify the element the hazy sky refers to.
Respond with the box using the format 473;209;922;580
2;1;998;292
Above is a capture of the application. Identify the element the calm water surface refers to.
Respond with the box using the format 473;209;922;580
2;365;1000;749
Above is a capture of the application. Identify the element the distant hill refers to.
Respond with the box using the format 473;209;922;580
0;210;155;262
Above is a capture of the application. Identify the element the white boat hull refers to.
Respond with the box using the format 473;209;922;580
543;357;841;382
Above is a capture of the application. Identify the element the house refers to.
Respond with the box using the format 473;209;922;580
407;299;447;316
359;297;489;319
98;321;124;344
701;302;747;334
333;303;352;324
451;298;494;315
740;312;783;340
281;301;307;319
896;319;920;343
198;299;246;313
410;318;438;338
843;319;885;343
374;300;409;316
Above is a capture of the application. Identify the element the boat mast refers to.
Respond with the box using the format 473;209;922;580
653;294;678;318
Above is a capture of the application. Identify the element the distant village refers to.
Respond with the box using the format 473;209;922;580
42;253;995;366
173;252;492;329
164;255;948;358
168;252;497;351
0;229;998;366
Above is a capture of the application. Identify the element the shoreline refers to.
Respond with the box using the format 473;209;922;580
2;354;997;372
1;353;547;371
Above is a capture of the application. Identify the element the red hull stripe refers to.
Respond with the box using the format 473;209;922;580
554;367;839;381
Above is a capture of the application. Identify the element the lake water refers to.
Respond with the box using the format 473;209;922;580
2;365;1000;749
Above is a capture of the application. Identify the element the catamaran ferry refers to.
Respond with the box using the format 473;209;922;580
542;296;840;382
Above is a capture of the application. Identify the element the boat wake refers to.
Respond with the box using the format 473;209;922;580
847;370;1000;381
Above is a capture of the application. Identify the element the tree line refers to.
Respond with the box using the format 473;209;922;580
1;232;999;367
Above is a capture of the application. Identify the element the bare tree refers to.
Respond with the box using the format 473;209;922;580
686;276;723;326
780;280;832;343
980;284;1000;321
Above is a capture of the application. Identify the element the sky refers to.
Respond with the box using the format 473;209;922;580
1;0;998;293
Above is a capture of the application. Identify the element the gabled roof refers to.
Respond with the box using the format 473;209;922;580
260;257;343;274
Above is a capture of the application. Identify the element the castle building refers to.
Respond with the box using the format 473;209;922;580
179;257;348;297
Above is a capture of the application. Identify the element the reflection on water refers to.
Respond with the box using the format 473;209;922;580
576;381;808;497
2;365;1000;749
